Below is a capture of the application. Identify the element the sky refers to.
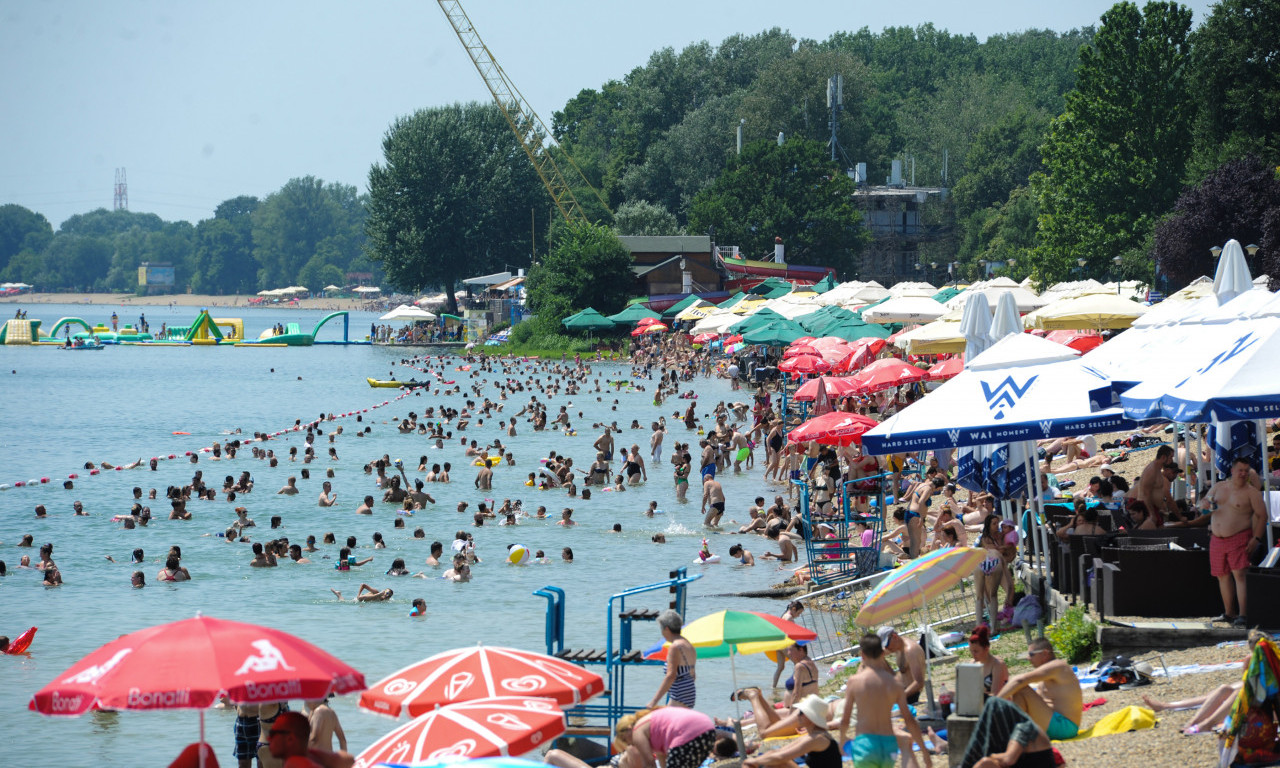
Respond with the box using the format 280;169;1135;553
0;0;1218;230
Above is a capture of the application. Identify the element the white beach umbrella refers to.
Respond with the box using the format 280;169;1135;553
1213;239;1254;304
959;292;995;366
988;290;1022;342
862;295;948;324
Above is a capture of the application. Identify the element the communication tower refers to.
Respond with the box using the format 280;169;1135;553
113;168;128;211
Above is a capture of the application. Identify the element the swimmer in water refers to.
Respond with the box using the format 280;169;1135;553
331;584;394;602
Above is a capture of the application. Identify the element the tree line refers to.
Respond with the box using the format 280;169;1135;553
0;178;378;295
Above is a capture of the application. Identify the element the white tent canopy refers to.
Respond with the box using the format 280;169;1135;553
352;286;382;294
862;295;949;324
380;304;437;322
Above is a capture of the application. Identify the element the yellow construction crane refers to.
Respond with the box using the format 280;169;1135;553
437;0;609;224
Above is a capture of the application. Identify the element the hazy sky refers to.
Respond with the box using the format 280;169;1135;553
1;0;1217;229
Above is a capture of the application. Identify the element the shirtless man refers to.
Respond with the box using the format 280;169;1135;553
277;476;299;495
701;474;726;527
838;633;931;768
730;427;751;472
1184;457;1268;626
996;636;1083;741
317;481;337;507
593;428;615;462
1132;445;1177;523
877;627;927;706
475;463;493;490
355;495;374;515
650;420;665;464
306;697;347;753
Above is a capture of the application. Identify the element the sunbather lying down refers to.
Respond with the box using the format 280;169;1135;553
1140;629;1265;734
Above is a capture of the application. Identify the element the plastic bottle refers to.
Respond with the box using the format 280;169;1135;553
938;683;952;718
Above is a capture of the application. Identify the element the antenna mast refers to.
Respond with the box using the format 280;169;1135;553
113;168;128;211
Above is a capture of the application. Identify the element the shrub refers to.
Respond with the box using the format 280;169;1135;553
1046;605;1098;664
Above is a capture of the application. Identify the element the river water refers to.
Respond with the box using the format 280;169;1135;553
0;303;806;766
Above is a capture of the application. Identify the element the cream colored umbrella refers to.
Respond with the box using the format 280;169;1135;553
895;319;966;355
1025;293;1147;330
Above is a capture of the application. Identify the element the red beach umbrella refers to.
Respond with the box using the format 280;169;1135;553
793;336;817;346
783;344;819;358
693;333;719;343
924;355;964;381
29;615;365;716
846;358;927;394
354;697;565;766
724;334;743;344
792;376;859;402
358;646;604;719
787;411;881;446
635;317;661;327
778;354;831;374
1045;330;1104;353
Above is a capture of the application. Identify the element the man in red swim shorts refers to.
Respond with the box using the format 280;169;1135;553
1194;457;1268;627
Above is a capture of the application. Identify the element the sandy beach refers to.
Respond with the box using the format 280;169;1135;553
0;291;386;313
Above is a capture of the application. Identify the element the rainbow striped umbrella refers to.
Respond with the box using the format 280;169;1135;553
854;547;987;627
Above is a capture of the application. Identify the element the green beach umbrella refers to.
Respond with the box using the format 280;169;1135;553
562;308;616;332
727;308;788;335
819;318;891;341
662;294;706;319
932;286;963;303
606;304;661;326
748;277;793;296
812;274;838;294
741;319;808;346
796;306;857;334
718;292;749;310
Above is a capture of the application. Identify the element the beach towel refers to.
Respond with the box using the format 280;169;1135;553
1056;705;1155;741
1221;636;1280;766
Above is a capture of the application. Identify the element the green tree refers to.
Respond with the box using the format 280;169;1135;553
193;196;259;294
524;220;635;324
1187;0;1280;175
612;200;683;236
688;138;868;277
1031;1;1194;285
0;204;53;274
251;178;363;289
365;103;549;314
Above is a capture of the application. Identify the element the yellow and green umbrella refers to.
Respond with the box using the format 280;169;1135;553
644;610;815;660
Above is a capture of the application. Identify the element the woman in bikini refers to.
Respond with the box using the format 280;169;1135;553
968;624;1008;698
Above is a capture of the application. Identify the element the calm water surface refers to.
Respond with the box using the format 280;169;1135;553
0;303;805;766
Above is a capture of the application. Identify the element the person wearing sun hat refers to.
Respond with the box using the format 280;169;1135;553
741;695;842;768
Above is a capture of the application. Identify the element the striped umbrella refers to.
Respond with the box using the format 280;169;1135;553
854;547;987;627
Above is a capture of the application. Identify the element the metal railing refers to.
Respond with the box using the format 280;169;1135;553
790;566;979;662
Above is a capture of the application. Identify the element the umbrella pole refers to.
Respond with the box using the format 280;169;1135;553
199;709;206;768
915;574;937;719
1259;420;1275;549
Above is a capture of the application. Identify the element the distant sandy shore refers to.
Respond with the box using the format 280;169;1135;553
0;292;384;313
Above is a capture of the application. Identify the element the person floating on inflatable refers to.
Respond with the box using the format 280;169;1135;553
2;626;37;655
695;538;720;564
